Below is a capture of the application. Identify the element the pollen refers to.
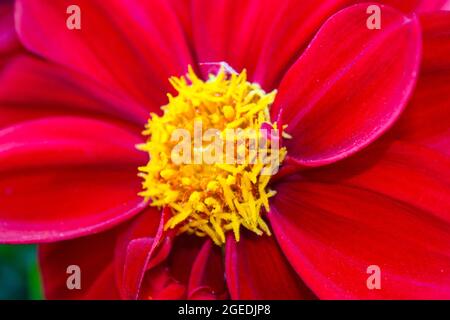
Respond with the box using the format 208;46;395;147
138;65;288;246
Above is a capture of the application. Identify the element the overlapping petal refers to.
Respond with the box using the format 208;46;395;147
272;4;421;167
419;12;450;72
226;232;315;299
381;0;450;13
114;208;227;300
190;0;441;89
387;72;450;156
39;223;126;299
252;0;356;89
247;5;450;299
191;0;269;79
5;0;450;301
270;146;450;299
138;235;226;300
115;207;168;299
0;116;146;243
188;239;227;300
0;0;21;58
15;0;194;110
383;12;450;157
192;0;358;88
0;55;149;129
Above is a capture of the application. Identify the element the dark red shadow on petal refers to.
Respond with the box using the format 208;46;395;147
137;234;228;300
0;0;21;58
188;239;227;300
115;207;169;299
39;222;127;300
225;231;316;300
420;12;450;72
115;207;227;300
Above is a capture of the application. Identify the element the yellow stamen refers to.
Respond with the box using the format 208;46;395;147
138;65;289;246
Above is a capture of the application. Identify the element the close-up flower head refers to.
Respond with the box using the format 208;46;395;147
0;0;449;303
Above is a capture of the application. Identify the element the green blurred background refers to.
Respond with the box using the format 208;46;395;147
0;245;43;299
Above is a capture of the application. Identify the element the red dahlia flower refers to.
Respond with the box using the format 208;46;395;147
1;0;450;300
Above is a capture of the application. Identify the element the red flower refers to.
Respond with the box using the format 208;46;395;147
1;0;450;299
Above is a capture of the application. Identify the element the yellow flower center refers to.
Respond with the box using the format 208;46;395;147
138;64;289;245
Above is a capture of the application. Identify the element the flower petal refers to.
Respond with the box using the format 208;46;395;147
39;223;125;299
412;0;450;12
0;116;146;243
378;0;450;13
0;0;21;57
191;0;437;89
272;4;421;167
388;73;450;156
139;265;186;300
143;234;229;300
15;0;193;108
225;231;315;299
192;0;357;87
191;0;268;78
83;264;120;300
115;207;167;300
139;235;206;300
270;142;450;299
383;11;450;156
188;239;227;300
252;0;355;89
118;215;227;301
420;12;450;72
0;55;149;129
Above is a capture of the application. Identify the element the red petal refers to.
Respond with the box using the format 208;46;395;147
0;117;146;243
304;141;450;224
166;236;208;286
0;0;21;56
272;4;421;167
377;0;450;12
188;239;227;299
385;12;450;156
413;0;450;12
153;235;228;300
135;232;228;300
420;12;450;72
115;207;167;299
0;55;149;129
84;264;120;300
252;0;356;89
15;0;193;109
389;73;450;156
192;0;355;87
270;142;450;299
139;235;204;300
39;223;125;299
191;0;267;78
140;265;186;300
225;232;315;299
